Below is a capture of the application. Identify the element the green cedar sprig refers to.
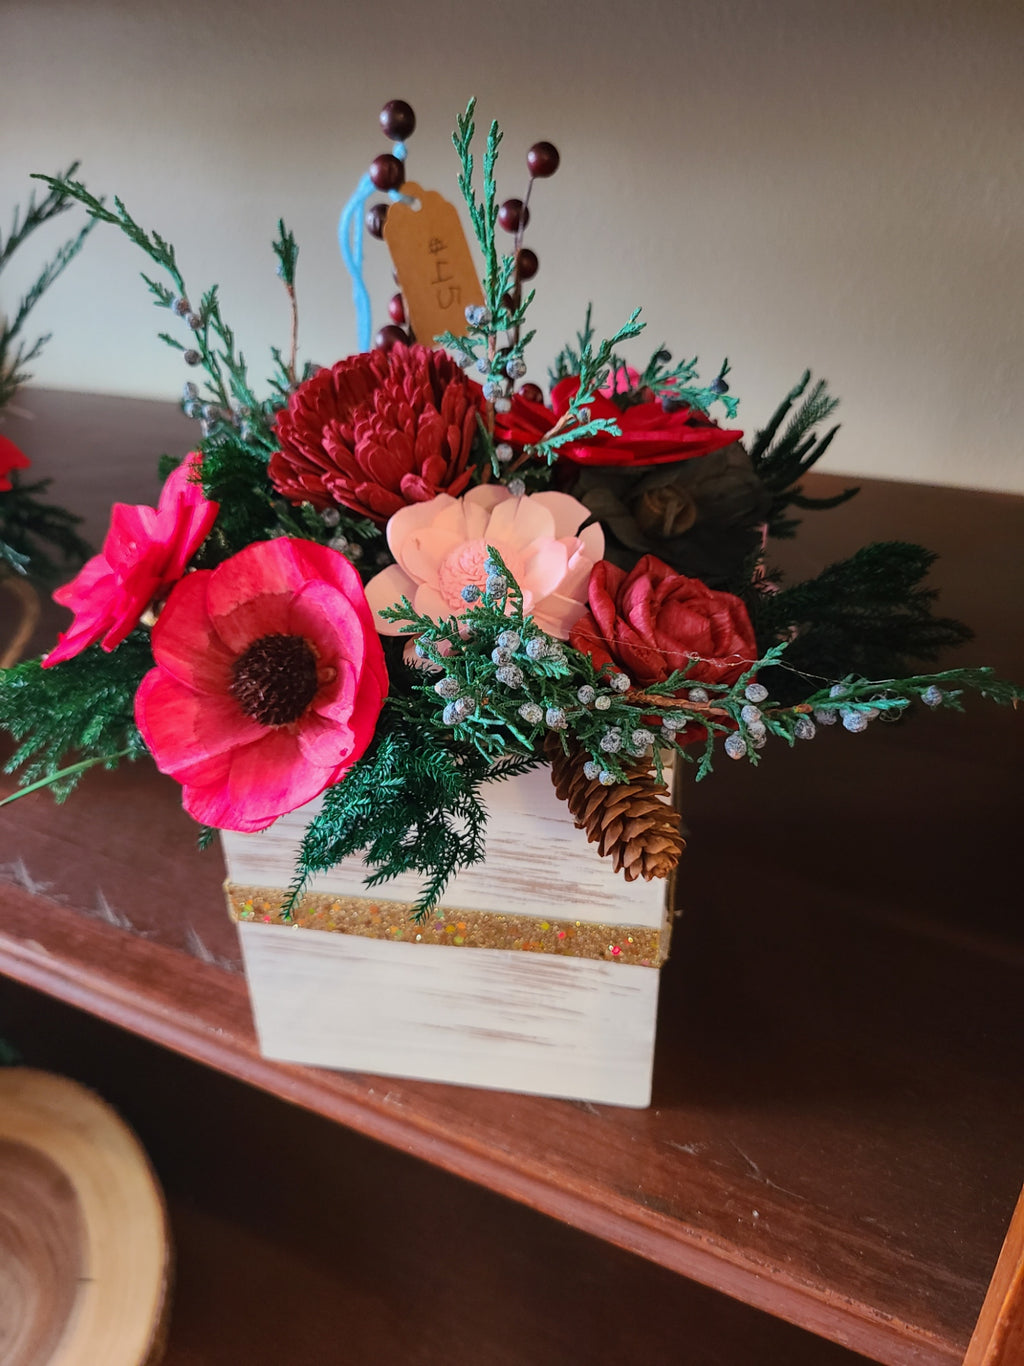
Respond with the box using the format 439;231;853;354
379;550;1019;786
30;173;299;450
556;313;739;424
523;306;644;466
0;634;152;801
0;165;95;409
628;351;739;422
439;105;641;474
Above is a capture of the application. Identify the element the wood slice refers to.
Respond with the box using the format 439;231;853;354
0;1069;170;1366
0;575;41;667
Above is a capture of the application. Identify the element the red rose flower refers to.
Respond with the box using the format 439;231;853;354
570;554;757;687
0;433;31;491
496;377;741;468
44;453;218;668
134;537;388;832
268;343;482;524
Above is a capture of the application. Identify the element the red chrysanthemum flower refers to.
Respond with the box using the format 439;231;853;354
44;453;218;668
134;538;388;832
0;432;31;491
268;343;482;524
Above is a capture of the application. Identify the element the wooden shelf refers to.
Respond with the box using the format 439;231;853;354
3;983;877;1366
1;390;1022;1364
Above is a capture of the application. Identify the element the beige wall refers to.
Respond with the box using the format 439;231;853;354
1;0;1021;492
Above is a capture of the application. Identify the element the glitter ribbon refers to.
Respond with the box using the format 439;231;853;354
226;882;672;968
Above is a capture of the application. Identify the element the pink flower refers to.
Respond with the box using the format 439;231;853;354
135;538;388;832
0;433;31;491
44;453;218;667
364;485;604;640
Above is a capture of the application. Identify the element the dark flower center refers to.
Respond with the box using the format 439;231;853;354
231;634;319;726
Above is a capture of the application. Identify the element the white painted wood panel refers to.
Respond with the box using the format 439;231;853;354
222;765;668;929
239;922;660;1107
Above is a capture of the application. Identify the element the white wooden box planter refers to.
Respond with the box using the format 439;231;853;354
222;766;675;1108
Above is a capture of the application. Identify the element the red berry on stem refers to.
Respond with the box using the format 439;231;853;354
498;199;530;233
388;293;406;324
380;100;416;140
375;325;408;351
516;248;539;280
519;382;544;405
366;203;389;239
527;142;560;178
370;154;405;192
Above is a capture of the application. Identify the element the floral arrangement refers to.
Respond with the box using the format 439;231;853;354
1;173;93;665
0;101;1018;917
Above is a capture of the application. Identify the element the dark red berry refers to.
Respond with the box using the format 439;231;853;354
497;199;530;233
380;100;416;140
526;142;560;178
516;247;539;280
375;324;408;351
388;293;406;324
366;203;389;239
519;382;545;405
370;154;405;192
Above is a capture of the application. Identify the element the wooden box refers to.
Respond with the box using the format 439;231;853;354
222;767;674;1107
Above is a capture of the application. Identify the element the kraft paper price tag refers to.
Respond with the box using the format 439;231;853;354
383;182;484;346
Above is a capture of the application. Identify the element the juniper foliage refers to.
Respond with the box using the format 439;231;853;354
32;174;303;448
554;308;739;423
286;717;537;921
0;635;151;798
437;106;641;471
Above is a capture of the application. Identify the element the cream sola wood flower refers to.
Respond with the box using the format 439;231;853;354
364;486;604;640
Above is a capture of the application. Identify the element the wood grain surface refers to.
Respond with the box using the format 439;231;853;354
0;1138;84;1366
964;1185;1024;1366
1;390;1022;1364
0;1070;170;1366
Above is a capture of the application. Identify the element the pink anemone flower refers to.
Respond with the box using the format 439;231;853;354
364;485;604;641
44;453;218;667
134;537;388;833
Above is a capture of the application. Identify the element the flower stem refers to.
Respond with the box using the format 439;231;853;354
0;749;132;808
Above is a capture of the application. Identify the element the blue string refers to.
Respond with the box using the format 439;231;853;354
339;141;407;352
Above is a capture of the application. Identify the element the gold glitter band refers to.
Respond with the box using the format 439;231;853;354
226;882;671;968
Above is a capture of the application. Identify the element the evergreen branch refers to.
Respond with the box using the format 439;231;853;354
0;635;152;800
285;714;522;920
1;164;88;266
32;175;185;289
0;474;92;581
271;219;298;289
749;372;854;537
0;167;94;406
31;173;270;428
748;541;974;701
525;306;644;466
271;219;299;386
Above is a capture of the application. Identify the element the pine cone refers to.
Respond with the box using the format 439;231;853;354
545;736;685;882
